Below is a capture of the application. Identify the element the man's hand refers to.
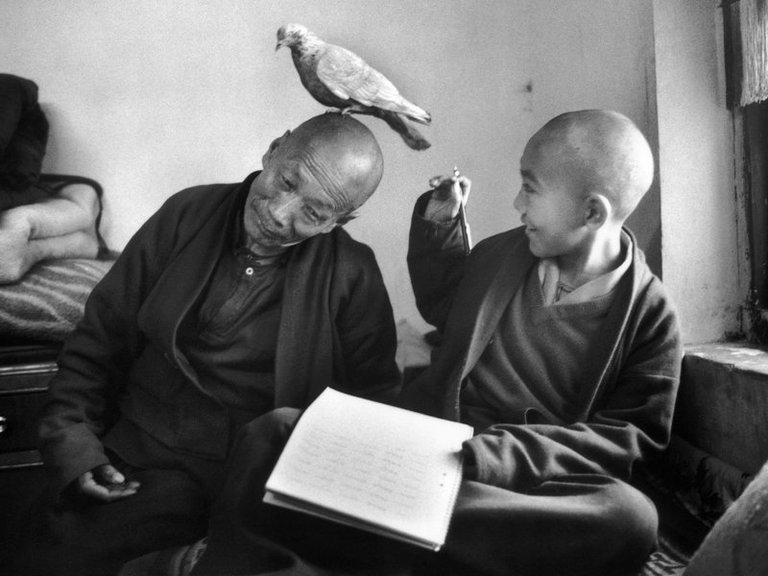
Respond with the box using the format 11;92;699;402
424;173;472;223
72;463;141;503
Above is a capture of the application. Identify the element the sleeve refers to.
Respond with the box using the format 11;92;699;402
37;194;187;493
333;241;402;404
406;191;468;332
462;285;683;490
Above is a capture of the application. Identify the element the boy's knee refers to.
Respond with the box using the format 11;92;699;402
599;480;658;569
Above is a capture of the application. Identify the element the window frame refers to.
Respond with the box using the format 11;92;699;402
722;0;768;341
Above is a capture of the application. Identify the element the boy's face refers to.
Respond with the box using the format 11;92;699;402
513;137;587;259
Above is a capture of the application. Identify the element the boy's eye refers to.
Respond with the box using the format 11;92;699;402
522;183;535;194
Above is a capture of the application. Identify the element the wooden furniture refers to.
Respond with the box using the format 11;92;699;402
0;344;59;543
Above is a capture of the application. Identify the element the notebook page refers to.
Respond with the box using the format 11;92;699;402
264;388;473;547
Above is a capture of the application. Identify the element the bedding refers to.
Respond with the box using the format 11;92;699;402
0;257;114;343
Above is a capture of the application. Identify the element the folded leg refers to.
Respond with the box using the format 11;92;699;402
443;474;658;576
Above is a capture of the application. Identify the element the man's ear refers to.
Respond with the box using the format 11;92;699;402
317;221;341;235
262;130;291;168
584;194;611;229
319;209;359;234
334;211;358;226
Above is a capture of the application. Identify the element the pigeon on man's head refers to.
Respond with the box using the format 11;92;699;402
276;23;432;151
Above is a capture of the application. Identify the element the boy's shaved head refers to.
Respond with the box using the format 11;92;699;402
530;110;654;221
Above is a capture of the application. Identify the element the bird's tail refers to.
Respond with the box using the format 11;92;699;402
394;98;432;125
370;108;431;150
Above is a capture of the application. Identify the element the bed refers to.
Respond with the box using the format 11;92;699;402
0;173;115;547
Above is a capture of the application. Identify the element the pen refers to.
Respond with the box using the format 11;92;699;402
454;166;471;254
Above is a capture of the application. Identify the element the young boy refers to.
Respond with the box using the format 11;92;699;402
404;110;683;576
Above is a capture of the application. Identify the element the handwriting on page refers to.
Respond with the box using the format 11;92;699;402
281;424;453;520
264;389;473;548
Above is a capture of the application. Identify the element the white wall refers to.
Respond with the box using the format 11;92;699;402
525;0;661;274
653;0;745;343
0;1;659;333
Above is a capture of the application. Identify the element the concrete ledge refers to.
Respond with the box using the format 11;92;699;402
675;343;768;475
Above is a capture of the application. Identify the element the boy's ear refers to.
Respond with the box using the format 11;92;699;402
262;130;292;168
584;194;611;229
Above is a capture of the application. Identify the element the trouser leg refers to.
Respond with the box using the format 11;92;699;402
443;474;658;576
191;407;309;575
11;466;209;576
193;407;427;576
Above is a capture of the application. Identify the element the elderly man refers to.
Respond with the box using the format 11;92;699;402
11;113;400;576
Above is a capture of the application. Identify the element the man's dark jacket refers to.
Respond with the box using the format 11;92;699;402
39;175;401;493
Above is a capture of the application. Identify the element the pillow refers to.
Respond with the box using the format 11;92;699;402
0;257;114;343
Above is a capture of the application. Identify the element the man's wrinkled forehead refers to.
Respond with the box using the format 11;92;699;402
282;145;357;213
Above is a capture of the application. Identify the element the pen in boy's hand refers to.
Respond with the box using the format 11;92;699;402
454;166;471;254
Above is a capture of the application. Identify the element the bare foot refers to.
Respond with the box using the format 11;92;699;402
0;211;34;284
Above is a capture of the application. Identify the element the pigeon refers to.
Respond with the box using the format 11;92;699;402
276;23;432;150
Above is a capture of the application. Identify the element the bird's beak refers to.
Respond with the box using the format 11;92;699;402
275;41;283;52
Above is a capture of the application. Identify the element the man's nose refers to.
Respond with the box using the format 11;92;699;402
270;193;302;228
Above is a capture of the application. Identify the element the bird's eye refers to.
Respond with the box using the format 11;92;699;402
281;176;294;190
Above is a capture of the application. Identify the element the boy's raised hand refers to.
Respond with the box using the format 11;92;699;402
425;173;472;223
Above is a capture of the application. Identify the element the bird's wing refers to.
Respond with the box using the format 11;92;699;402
316;44;402;108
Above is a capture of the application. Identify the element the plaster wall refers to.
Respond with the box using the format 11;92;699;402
653;0;744;343
1;1;659;333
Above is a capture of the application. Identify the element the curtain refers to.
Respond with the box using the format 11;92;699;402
740;0;768;105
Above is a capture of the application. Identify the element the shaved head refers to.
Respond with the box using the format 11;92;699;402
245;113;383;256
529;110;654;221
279;113;384;215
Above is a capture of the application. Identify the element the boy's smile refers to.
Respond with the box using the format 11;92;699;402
514;138;587;261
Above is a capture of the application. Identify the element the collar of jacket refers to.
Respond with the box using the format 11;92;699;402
139;171;340;409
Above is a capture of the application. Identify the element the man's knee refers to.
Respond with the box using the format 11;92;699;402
241;407;300;440
233;407;302;459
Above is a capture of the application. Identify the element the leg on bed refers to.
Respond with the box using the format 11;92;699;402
0;182;100;283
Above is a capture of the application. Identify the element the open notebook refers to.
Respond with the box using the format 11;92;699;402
263;388;473;551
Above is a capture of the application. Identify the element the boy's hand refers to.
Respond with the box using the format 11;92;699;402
425;174;472;223
72;463;141;502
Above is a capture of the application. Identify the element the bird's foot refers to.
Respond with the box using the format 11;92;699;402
338;105;366;117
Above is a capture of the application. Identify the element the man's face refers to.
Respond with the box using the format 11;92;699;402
243;135;350;255
513;137;587;259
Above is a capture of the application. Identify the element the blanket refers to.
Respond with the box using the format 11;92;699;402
0;257;114;343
